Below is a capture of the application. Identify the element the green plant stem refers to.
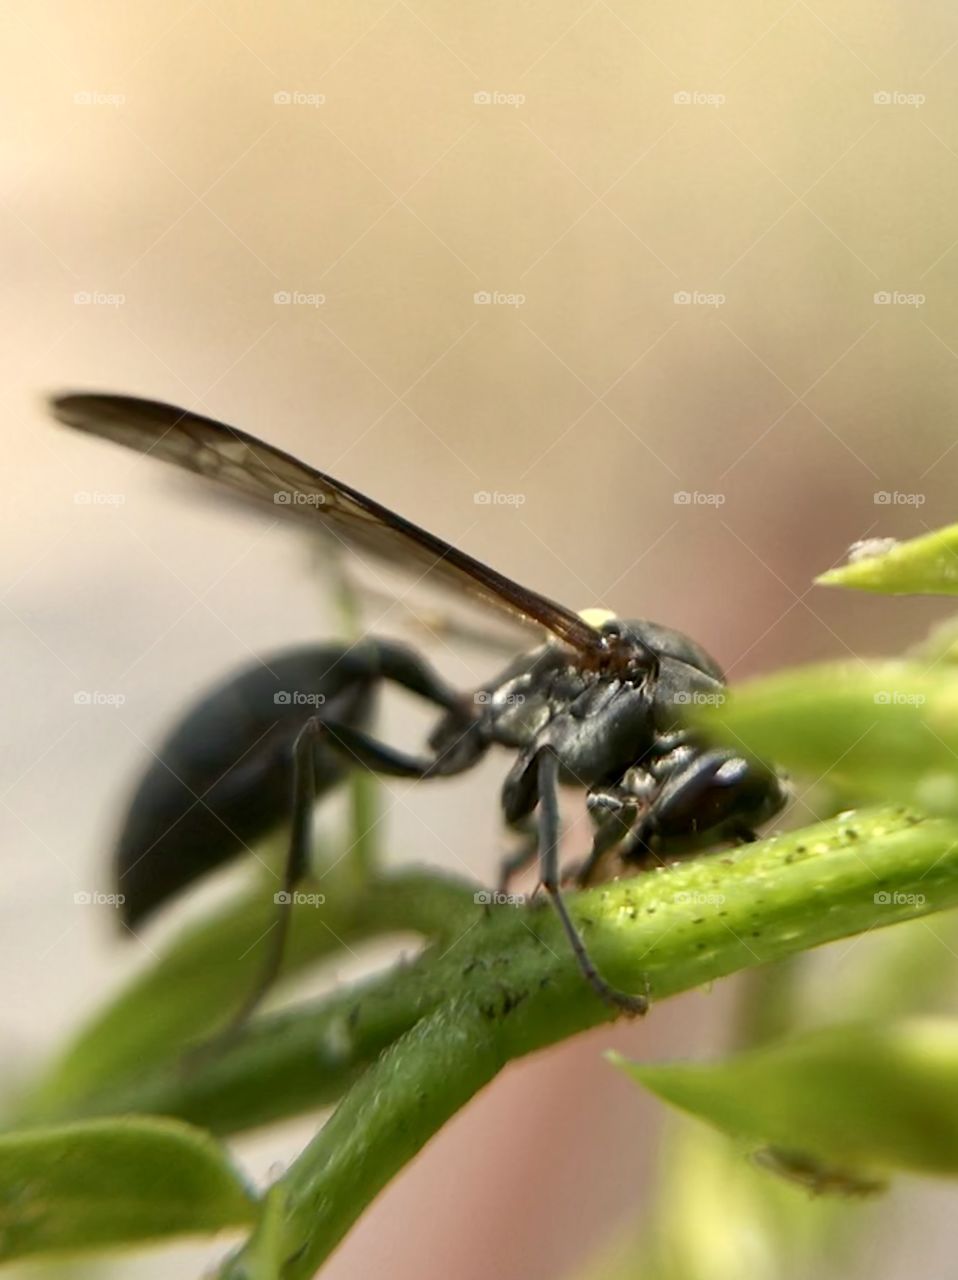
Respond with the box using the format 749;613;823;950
212;805;958;1278
221;996;506;1280
330;563;381;882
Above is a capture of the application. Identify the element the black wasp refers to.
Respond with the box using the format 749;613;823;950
51;393;787;1018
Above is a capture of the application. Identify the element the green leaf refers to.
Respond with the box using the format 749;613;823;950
693;661;958;815
25;881;339;1117
24;869;474;1122
612;1017;958;1176
0;1117;255;1262
816;524;958;594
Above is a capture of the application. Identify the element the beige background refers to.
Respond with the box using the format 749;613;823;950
4;2;958;1276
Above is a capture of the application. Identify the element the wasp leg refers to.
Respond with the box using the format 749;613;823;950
318;720;465;778
323;645;483;778
240;717;474;1022
357;638;466;716
216;646;482;1044
209;718;458;1051
214;715;325;1040
532;749;648;1017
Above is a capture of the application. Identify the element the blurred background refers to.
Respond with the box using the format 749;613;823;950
4;2;958;1276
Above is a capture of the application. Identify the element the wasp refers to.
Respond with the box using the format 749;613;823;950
51;394;787;1018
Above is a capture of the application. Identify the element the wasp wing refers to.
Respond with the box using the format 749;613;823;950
50;393;605;657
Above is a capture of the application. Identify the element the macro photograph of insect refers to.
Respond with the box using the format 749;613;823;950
7;6;958;1280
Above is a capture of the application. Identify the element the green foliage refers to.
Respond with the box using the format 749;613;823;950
0;1118;254;1263
614;1017;958;1177
817;523;958;595
693;660;958;815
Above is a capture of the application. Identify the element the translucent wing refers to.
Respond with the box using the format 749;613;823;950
50;393;605;656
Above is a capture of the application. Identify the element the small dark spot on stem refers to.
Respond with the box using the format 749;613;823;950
500;989;526;1017
480;986;527;1019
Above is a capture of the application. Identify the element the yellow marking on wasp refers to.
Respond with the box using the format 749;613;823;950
578;607;617;628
